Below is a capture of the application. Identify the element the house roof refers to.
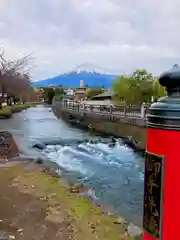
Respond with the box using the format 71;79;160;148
75;88;86;94
63;95;74;100
91;89;114;99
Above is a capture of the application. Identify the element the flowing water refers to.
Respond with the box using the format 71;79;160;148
0;105;144;226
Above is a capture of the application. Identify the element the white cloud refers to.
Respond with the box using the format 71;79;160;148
0;0;179;80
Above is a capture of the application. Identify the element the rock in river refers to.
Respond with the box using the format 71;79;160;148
32;142;46;150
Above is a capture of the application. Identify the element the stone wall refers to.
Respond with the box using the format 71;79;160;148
53;103;146;151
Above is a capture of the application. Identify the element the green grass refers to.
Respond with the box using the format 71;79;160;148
11;103;36;113
1;164;139;240
135;235;142;240
0;107;12;118
0;102;39;118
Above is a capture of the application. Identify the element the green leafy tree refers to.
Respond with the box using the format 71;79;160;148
152;77;166;101
173;64;179;68
112;75;131;102
43;88;55;104
54;87;64;100
54;87;64;95
112;69;166;104
132;69;153;103
132;69;153;82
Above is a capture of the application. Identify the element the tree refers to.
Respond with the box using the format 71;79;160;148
132;69;153;82
131;69;153;103
6;73;32;104
152;77;166;101
0;47;33;108
42;88;55;104
173;64;179;68
112;75;131;102
112;74;146;104
54;87;64;96
54;87;64;101
112;69;165;104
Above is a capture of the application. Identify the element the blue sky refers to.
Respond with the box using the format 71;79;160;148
0;0;179;80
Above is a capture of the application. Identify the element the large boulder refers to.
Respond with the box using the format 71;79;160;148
0;131;19;160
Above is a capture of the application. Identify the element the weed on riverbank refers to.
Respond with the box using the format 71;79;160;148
0;162;140;240
0;103;39;118
0;107;12;118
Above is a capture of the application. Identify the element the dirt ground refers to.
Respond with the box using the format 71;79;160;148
0;162;139;240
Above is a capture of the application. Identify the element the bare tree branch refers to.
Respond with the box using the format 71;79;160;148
0;47;35;107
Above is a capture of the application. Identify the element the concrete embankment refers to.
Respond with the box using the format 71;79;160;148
52;102;146;152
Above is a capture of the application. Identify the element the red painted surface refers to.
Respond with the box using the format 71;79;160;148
143;231;156;240
143;128;180;240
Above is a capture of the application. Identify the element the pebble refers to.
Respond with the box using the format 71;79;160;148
9;235;16;239
40;196;47;201
17;229;23;236
127;222;142;237
114;216;127;225
0;231;9;239
107;212;113;216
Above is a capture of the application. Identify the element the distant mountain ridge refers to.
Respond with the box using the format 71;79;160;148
33;63;118;88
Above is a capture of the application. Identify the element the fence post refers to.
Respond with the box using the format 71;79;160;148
109;106;112;114
124;106;126;117
141;102;146;118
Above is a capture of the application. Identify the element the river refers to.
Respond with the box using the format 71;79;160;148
0;105;144;227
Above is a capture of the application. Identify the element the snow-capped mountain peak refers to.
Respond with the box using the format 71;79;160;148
73;63;114;75
33;63;118;88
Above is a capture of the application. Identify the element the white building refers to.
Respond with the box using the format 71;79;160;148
64;88;74;96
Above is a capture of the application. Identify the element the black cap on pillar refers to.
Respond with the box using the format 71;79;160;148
148;65;180;130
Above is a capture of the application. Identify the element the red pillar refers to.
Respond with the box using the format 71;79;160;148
143;66;180;240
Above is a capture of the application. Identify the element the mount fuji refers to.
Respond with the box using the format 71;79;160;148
33;63;118;88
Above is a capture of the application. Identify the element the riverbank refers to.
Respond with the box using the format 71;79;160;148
0;106;144;238
0;103;40;118
0;161;141;240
